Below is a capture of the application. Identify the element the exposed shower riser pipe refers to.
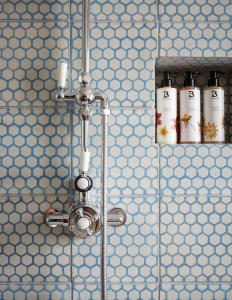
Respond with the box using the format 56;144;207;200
82;0;90;74
81;119;88;151
101;112;108;300
82;1;108;299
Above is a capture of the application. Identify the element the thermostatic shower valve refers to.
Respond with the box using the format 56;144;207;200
68;202;101;238
44;204;127;239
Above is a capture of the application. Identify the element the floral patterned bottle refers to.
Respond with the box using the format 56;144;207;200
156;72;177;144
180;72;201;144
203;71;225;143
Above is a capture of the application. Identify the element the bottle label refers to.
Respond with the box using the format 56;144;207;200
203;88;225;142
180;89;201;143
156;88;177;144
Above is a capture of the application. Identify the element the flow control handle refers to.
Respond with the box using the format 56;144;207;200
58;61;68;89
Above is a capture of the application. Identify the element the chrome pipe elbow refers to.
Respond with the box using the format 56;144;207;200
95;91;110;111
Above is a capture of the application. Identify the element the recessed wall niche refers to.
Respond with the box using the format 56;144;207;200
155;57;232;144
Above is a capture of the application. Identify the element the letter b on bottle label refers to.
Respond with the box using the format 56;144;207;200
212;90;217;97
189;91;194;97
164;91;169;98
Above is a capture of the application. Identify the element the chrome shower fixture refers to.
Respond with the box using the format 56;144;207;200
44;1;126;298
44;200;101;239
46;58;114;240
44;205;127;239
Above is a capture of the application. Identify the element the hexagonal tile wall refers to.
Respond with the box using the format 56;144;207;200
0;0;231;298
0;195;70;282
160;195;232;282
159;22;232;57
72;196;158;284
160;284;232;300
0;22;69;106
160;145;232;196
108;196;158;283
159;0;232;22
71;0;157;21
0;284;71;300
0;107;71;195
73;283;159;300
73;108;158;196
71;22;157;107
0;0;69;20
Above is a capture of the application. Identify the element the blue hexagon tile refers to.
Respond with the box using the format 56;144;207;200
71;0;157;21
0;107;71;195
159;22;232;57
160;144;232;196
0;0;70;20
73;108;158;196
0;284;71;300
159;0;232;22
108;196;158;283
72;196;158;283
160;284;232;300
0;195;70;282
72;227;100;283
161;195;232;283
71;22;157;107
0;21;69;107
73;284;158;300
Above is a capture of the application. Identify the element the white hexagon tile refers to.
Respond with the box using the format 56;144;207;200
72;196;158;284
160;145;232;196
159;22;232;57
71;22;157;107
0;21;70;107
73;284;158;300
161;195;232;283
0;107;71;195
0;0;69;20
71;0;157;21
73;108;158;196
158;0;232;22
160;284;232;300
0;284;71;300
0;195;70;283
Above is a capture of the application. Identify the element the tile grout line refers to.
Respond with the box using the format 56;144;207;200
156;0;161;279
67;2;74;300
0;18;231;24
158;144;161;300
1;191;231;198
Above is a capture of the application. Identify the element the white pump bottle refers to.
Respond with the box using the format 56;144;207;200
156;72;177;144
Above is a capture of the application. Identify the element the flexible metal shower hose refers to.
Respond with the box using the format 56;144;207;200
101;113;108;300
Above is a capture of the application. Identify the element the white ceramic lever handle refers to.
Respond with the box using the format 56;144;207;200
79;150;90;173
58;61;68;89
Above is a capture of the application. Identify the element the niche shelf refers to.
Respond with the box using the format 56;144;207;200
155;57;232;144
